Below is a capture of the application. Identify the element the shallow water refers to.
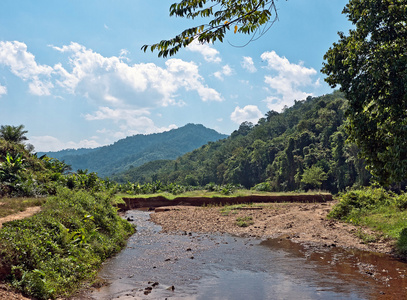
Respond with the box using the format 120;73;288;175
90;210;407;299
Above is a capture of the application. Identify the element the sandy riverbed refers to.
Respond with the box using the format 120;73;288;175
150;201;395;254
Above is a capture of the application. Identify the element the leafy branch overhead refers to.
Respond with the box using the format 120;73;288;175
142;0;279;57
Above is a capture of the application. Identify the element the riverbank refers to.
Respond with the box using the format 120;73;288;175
150;201;395;254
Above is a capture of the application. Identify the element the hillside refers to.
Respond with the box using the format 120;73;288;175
114;91;371;193
39;124;228;177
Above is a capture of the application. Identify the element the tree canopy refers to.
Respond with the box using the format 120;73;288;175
142;0;279;57
0;124;28;144
113;92;372;193
322;0;407;186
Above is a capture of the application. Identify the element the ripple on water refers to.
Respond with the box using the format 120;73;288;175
90;210;407;300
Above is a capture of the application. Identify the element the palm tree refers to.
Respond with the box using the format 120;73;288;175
0;124;28;144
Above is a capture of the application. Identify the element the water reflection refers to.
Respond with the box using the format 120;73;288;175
89;210;407;299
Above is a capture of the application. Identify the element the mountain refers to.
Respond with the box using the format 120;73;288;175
38;124;228;177
113;91;371;193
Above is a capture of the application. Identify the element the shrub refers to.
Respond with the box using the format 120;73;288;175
0;187;134;299
328;187;393;221
252;181;271;192
395;193;407;211
397;228;407;256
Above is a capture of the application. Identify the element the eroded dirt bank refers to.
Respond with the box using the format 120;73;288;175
120;194;332;210
150;201;395;254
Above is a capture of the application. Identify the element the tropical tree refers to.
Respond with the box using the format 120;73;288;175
301;165;328;190
322;0;407;186
142;0;279;57
0;124;28;144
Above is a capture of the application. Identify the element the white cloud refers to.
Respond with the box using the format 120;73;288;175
260;51;317;112
0;41;54;95
0;41;222;104
119;49;130;62
230;105;263;124
85;106;179;136
241;56;257;73
186;40;221;63
0;84;7;97
52;42;222;105
29;135;102;152
85;106;150;123
28;79;54;96
214;65;233;80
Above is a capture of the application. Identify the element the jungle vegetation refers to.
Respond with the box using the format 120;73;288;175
114;91;373;194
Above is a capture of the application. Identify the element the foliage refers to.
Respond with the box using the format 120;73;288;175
328;187;392;221
117;93;371;193
0;135;122;197
322;0;407;185
142;0;279;57
0;124;28;144
0;188;134;299
397;228;407;255
252;181;272;192
117;180;245;197
301;166;328;189
328;187;407;256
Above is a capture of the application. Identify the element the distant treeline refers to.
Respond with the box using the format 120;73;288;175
113;91;371;193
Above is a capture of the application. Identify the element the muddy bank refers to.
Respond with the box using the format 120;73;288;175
150;201;395;255
120;193;332;210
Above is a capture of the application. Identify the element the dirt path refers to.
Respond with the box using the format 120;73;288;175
0;206;41;229
150;201;395;254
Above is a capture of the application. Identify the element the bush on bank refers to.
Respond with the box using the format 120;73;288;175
0;187;134;299
328;187;407;256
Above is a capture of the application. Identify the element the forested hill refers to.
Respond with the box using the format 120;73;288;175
39;124;228;177
113;91;371;193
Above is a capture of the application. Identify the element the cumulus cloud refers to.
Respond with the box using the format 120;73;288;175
230;105;263;125
0;84;7;97
0;40;222;105
214;65;233;80
186;40;221;63
52;42;222;106
0;41;54;95
260;51;317;111
241;56;257;73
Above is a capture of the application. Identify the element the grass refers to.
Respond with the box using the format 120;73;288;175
328;187;407;256
0;197;46;218
356;207;407;240
236;216;254;227
219;202;289;216
119;189;330;200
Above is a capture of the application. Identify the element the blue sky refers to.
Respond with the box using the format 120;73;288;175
0;0;351;151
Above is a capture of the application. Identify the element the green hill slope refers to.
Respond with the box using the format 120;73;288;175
39;124;228;177
115;92;371;193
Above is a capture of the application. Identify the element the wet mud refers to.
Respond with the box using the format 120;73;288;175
87;210;407;300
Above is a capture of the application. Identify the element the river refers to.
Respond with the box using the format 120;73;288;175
88;210;407;299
